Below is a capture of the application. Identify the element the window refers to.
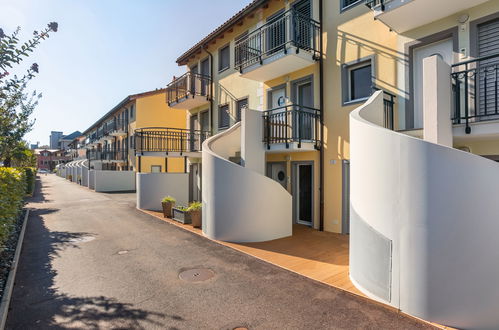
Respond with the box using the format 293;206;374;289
218;44;230;72
342;57;374;104
130;104;135;120
151;165;161;173
218;104;230;129
341;0;362;10
236;98;248;122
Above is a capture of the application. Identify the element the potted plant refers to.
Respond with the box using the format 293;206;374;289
172;205;191;224
161;196;176;218
188;201;202;228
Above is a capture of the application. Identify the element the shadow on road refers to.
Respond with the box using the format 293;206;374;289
7;187;168;329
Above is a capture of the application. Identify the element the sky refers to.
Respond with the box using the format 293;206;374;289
0;0;250;146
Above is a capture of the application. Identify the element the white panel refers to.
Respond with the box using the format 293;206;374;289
136;173;189;211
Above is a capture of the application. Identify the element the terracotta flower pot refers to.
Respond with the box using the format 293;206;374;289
190;210;202;228
162;201;174;218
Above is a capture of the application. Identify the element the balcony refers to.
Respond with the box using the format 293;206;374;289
87;149;127;162
134;127;211;157
365;0;490;33
166;72;211;109
452;53;499;135
108;119;128;137
262;105;320;152
234;9;321;82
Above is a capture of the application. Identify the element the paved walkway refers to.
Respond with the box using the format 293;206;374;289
6;175;435;329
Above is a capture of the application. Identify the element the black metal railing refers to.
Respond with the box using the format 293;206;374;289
134;127;211;154
452;53;499;134
235;9;321;71
262;105;320;149
87;149;127;161
166;72;212;106
373;88;396;130
365;0;386;10
108;119;128;133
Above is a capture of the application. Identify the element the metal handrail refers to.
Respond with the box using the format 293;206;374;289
451;53;499;134
235;8;321;71
134;127;211;154
262;104;320;149
166;71;212;106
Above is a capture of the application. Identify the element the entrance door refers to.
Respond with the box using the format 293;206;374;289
412;38;453;128
190;64;198;95
294;163;313;226
477;18;499;117
190;115;199;151
295;80;314;140
189;163;201;202
266;162;287;189
200;58;209;96
268;87;287;143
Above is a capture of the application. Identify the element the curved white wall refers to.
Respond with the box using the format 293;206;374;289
88;170;95;189
202;123;292;243
136;173;189;211
350;91;499;329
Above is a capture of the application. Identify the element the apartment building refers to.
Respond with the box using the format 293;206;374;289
83;89;187;173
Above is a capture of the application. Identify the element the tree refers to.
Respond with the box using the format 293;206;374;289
10;141;36;168
0;23;58;166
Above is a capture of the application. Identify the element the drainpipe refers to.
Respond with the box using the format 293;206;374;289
202;44;214;135
319;0;325;232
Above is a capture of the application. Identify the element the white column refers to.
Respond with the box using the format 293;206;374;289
423;55;453;147
241;109;265;175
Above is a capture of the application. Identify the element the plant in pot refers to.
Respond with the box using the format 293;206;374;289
172;205;191;224
161;196;176;218
188;201;202;228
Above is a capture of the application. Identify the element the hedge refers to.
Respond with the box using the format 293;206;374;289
0;168;27;245
20;167;36;195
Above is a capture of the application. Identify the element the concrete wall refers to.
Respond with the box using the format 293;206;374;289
81;166;89;187
136;173;189;211
93;170;136;192
350;91;499;329
202;122;292;243
88;170;95;190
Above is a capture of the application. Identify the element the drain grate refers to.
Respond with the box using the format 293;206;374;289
179;268;215;282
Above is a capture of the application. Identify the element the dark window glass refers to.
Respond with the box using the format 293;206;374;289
218;104;230;129
236;98;248;122
219;45;230;72
350;64;372;100
342;0;361;9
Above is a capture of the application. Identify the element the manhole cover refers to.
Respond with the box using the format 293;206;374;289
179;268;215;282
117;250;129;255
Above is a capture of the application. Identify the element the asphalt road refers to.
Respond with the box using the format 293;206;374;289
6;174;434;329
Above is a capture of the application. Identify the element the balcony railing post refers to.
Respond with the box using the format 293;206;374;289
298;107;303;148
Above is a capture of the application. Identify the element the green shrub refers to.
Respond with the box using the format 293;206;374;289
187;201;202;212
0;168;26;244
20;167;36;195
161;196;176;204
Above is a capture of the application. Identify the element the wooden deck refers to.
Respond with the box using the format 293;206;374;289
142;210;362;296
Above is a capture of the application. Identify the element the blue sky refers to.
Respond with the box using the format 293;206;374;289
0;0;249;146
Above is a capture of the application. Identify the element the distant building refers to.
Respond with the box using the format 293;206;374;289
34;148;71;171
30;143;39;150
49;131;63;149
58;131;82;150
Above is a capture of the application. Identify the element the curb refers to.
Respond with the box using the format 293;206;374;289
0;209;29;330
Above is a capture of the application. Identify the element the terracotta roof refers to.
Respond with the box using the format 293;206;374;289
176;0;268;65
